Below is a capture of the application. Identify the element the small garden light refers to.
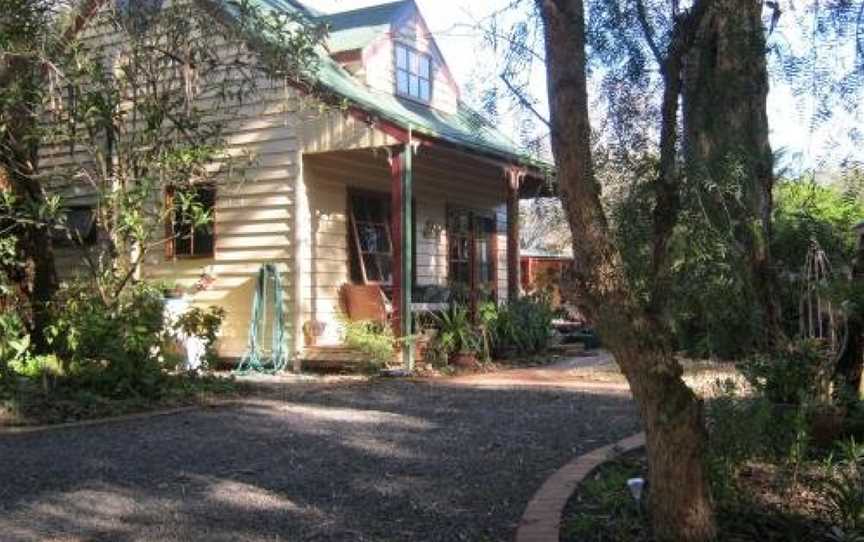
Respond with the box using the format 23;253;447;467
627;477;645;504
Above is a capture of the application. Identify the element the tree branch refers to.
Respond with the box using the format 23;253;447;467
636;0;664;65
647;0;713;314
499;74;551;129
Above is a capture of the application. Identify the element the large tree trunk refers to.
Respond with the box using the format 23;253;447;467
0;54;59;352
683;0;783;346
536;1;716;540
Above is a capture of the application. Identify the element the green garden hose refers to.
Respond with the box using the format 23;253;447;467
234;264;290;375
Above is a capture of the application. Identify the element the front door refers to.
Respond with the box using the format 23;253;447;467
448;208;497;308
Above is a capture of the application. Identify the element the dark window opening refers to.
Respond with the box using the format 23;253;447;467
167;184;215;259
53;206;98;247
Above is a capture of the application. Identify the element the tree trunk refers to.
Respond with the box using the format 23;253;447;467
682;0;783;346
0;54;59;352
536;1;716;539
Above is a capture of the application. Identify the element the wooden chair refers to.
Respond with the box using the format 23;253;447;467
339;284;391;324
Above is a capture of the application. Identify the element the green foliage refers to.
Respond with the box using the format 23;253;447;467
480;293;554;356
342;320;395;367
174;306;226;369
824;437;864;532
559;454;647;541
609;154;762;359
772;178;864;270
432;304;483;359
0;311;29;380
44;281;168;397
704;379;773;499
9;354;64;381
739;340;832;405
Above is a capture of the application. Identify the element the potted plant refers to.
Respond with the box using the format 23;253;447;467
160;281;186;299
434;305;482;368
303;320;326;347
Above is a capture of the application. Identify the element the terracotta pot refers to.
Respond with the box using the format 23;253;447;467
450;352;479;369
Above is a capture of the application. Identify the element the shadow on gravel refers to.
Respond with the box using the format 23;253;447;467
0;381;640;541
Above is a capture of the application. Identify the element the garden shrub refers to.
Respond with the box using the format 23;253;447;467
45;281;168;397
704;379;773;499
738;339;832;405
482;293;554;356
823;437;864;532
0;311;30;382
342;319;395;367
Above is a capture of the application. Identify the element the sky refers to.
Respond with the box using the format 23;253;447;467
307;0;861;174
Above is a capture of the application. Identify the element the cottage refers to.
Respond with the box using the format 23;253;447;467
42;0;547;369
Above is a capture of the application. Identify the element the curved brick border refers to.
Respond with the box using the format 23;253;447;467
516;431;646;542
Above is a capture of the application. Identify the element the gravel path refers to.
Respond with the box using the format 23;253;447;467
0;375;639;542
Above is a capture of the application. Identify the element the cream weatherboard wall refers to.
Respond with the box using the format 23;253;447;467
141;92;303;358
36;3;306;359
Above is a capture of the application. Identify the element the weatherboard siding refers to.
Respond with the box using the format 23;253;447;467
36;4;304;360
299;148;510;346
361;11;460;115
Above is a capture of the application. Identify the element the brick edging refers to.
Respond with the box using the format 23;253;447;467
515;432;646;542
0;399;243;436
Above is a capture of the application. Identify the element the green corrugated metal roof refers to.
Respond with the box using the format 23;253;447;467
316;1;410;53
222;0;532;163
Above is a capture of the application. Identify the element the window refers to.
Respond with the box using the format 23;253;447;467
166;184;215;259
395;44;432;102
447;208;497;301
52;206;98;247
349;192;393;285
448;209;471;286
348;191;419;290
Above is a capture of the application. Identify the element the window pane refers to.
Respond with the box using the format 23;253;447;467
397;70;409;94
175;229;191;255
419;79;430;101
364;254;393;284
409;74;419;97
172;185;215;257
357;223;389;253
194;226;214;256
418;56;430;78
407;49;417;72
396;45;407;69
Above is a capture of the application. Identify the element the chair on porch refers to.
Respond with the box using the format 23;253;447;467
339;283;392;324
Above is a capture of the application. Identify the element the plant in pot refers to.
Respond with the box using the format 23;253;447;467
159;281;186;299
303;320;327;347
434;305;482;368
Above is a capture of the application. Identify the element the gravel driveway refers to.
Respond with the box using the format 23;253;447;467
0;377;639;541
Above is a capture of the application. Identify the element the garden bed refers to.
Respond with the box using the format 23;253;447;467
560;449;840;542
0;373;248;427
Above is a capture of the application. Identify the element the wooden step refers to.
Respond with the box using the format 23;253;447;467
301;345;373;367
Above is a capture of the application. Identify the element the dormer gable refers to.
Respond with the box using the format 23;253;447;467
317;1;460;115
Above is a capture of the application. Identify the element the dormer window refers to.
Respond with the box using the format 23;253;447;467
395;44;431;103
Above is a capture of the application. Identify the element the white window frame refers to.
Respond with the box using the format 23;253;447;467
394;43;432;103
